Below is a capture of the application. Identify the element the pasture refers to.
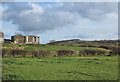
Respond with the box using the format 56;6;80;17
2;56;118;80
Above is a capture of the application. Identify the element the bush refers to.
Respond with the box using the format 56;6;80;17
11;49;27;57
79;51;86;56
2;49;51;57
99;46;109;49
57;50;74;56
99;46;119;55
32;50;51;57
2;49;12;57
79;49;106;56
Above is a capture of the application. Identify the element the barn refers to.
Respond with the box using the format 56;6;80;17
25;35;39;44
11;34;40;44
11;34;25;44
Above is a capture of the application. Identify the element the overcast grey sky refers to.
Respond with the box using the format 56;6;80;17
2;2;118;44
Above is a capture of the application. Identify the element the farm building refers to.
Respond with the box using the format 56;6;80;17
11;34;40;44
25;35;39;44
11;34;25;44
0;32;4;43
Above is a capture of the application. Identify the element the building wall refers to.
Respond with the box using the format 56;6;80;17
11;34;25;44
25;36;39;44
33;36;39;44
0;32;4;42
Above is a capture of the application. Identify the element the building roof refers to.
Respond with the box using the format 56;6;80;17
11;34;24;37
26;35;39;37
11;34;40;38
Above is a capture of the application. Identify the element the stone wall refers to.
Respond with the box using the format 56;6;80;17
11;34;25;44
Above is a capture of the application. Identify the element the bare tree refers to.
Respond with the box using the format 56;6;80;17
49;39;56;43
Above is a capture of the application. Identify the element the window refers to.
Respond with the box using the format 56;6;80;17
34;37;36;42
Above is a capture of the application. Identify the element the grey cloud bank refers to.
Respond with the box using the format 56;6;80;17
3;2;117;33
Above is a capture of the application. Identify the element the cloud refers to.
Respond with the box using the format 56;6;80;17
54;2;117;20
2;2;117;33
1;0;16;4
63;33;91;39
64;33;118;40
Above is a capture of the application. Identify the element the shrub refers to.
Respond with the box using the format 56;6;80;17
79;49;106;56
11;49;27;57
2;49;12;57
107;46;119;55
32;50;51;57
2;49;51;57
79;51;86;56
79;45;87;47
57;50;74;56
99;46;109;49
99;46;119;55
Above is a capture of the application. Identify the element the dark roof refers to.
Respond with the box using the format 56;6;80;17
5;39;12;41
11;34;25;38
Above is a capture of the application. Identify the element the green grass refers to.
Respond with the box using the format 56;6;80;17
2;43;110;56
2;56;118;80
2;43;109;51
23;45;110;55
24;44;109;51
2;43;19;48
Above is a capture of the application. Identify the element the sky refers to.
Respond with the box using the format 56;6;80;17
1;2;118;44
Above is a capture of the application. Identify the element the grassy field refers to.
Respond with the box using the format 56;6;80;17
24;44;109;51
2;56;118;80
2;43;109;51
